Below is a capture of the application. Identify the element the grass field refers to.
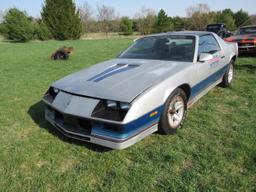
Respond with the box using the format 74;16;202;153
0;39;255;192
81;32;141;40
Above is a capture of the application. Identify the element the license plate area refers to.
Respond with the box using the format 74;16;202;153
46;106;92;135
45;107;55;120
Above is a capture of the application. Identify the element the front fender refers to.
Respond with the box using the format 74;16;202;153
123;76;192;124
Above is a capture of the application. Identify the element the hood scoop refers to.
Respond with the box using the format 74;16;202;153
87;63;140;82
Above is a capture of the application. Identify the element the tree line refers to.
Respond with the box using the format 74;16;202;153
0;0;253;42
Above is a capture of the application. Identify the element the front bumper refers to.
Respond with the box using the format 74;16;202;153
238;44;256;53
44;104;158;149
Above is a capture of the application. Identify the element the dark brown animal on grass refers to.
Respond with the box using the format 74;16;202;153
51;46;74;60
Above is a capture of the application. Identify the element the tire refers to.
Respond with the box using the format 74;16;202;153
221;60;234;88
158;88;187;134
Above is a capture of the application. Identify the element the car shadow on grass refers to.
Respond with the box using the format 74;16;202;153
27;101;112;152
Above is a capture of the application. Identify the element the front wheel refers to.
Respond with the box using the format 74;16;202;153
221;61;234;87
158;88;187;134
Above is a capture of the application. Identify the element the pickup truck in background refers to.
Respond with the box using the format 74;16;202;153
206;23;233;38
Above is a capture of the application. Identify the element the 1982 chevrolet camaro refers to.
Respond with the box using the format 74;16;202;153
43;31;238;149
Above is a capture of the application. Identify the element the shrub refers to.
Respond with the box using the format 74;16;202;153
34;20;52;41
1;8;34;42
120;17;133;35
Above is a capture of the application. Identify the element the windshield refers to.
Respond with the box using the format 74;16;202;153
237;27;256;35
119;35;195;62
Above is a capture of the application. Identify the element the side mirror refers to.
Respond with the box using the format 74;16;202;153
199;53;214;62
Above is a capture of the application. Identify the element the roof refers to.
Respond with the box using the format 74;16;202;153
168;31;212;36
142;31;213;38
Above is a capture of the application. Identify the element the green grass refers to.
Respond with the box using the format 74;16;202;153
0;39;255;192
81;32;141;40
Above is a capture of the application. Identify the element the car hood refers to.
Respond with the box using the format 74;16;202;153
225;34;256;42
52;58;189;102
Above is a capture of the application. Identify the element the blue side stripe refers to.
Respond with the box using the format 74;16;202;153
190;65;228;99
92;119;158;140
92;105;164;140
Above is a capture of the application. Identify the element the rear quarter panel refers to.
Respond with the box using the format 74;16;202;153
216;34;238;62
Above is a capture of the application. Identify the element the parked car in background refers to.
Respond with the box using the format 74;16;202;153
206;23;233;38
43;31;238;149
174;26;186;31
225;25;256;54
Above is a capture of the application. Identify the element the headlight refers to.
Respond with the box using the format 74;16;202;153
120;102;131;111
105;100;131;111
53;87;59;93
93;100;131;121
43;87;60;103
106;100;118;109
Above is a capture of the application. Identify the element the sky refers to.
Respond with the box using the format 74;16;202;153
1;0;256;18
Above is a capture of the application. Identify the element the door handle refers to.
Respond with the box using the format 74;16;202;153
221;55;225;59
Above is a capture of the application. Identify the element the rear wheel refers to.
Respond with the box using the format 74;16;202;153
221;60;234;87
159;88;187;134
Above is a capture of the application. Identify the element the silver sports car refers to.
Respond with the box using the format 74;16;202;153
43;31;238;149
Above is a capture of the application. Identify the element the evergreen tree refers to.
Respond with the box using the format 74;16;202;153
216;10;236;31
234;9;250;27
0;8;34;42
34;20;52;40
120;17;133;35
41;0;82;40
172;16;186;28
155;9;172;32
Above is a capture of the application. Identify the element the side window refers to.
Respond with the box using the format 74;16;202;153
198;35;221;55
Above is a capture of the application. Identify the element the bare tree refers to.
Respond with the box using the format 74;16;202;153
79;1;93;36
97;4;116;37
251;15;256;25
135;7;156;35
186;3;214;30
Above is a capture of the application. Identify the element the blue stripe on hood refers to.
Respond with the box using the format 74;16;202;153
87;64;121;81
88;64;139;82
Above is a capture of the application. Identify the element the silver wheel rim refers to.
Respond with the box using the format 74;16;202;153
167;96;185;128
228;64;233;83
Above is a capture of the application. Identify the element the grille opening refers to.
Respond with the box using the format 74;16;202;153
46;106;125;137
238;42;254;46
104;123;123;133
55;110;63;121
53;110;92;135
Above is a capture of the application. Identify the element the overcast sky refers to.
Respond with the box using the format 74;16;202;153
1;0;256;18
